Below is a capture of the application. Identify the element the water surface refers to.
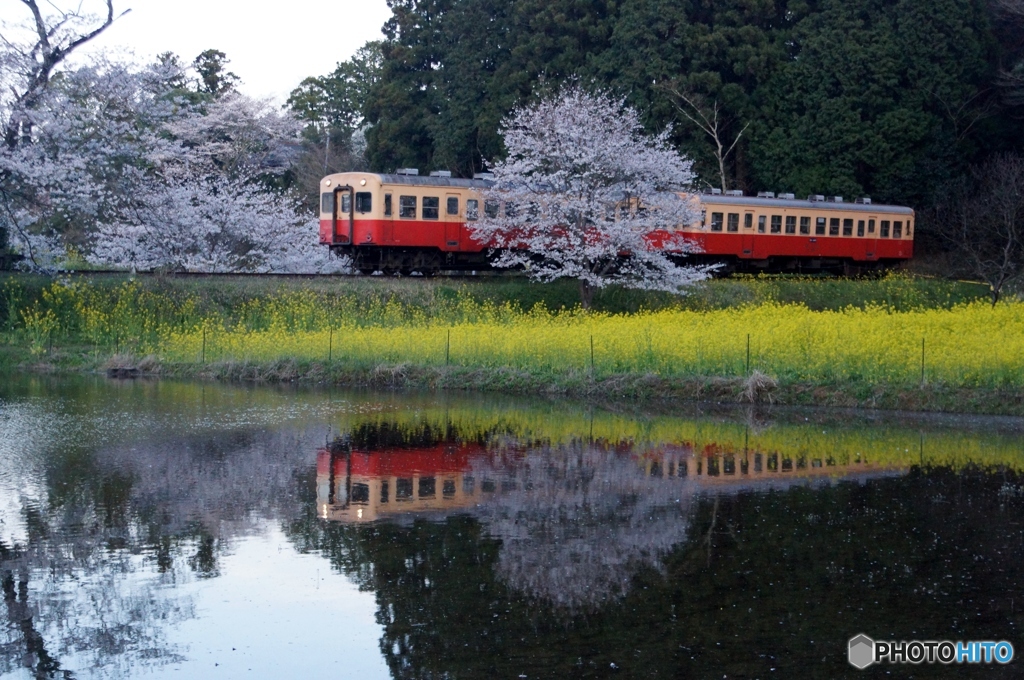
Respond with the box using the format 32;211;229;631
0;376;1022;679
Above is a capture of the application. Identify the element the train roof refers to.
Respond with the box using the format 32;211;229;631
699;194;914;214
375;173;494;189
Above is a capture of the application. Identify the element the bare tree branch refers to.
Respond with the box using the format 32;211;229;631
4;0;130;149
663;85;749;192
933;153;1024;304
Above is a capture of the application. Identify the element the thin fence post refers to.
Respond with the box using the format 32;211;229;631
202;328;206;364
746;333;751;375
921;336;925;385
446;329;450;366
590;335;595;375
329;327;333;362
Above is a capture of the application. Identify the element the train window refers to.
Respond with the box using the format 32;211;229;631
443;479;456;498
785;216;796;234
907;220;912;236
423;196;440;220
893;221;903;238
857;220;865;237
384;194;392;217
770;215;782;233
484;200;499;218
744;213;753;229
843;218;853;236
320;192;334;214
758;215;766;233
396;478;413;500
419;477;436;498
355;192;372;213
816;217;826;235
727;213;739;232
868;219;876;233
880;220;890;237
341;193;351;213
829;217;840;236
466;199;479;220
447;196;459;216
711;212;723;231
800;216;810;235
351;483;370;504
380;480;389;504
399;195;416;219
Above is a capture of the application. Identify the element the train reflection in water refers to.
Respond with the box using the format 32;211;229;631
316;431;907;524
317;441;485;522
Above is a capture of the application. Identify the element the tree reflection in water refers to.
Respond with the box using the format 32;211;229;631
4;378;1024;679
471;441;692;610
0;390;325;678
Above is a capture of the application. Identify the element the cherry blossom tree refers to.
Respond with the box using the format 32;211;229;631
0;49;342;272
469;84;714;308
0;58;184;270
85;90;347;273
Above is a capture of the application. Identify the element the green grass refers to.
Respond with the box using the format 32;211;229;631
0;271;992;331
2;271;1015;415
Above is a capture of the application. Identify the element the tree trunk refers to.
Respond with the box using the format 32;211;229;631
579;279;594;310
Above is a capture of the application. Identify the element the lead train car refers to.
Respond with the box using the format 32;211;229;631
319;172;915;275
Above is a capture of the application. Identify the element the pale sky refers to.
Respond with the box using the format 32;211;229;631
2;0;393;101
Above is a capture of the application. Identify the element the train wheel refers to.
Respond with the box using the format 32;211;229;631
358;267;375;276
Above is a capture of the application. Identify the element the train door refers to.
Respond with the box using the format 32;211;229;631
864;216;878;260
806;216;824;256
740;211;755;258
444;194;461;248
382;192;394;244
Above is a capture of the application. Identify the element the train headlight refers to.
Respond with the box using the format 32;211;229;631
324;180;331;186
360;179;366;186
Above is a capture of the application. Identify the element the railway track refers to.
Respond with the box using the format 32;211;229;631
20;269;509;279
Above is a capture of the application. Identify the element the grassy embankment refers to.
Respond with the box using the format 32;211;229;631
3;272;1021;415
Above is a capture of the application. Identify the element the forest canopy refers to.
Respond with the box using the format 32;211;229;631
311;0;1024;207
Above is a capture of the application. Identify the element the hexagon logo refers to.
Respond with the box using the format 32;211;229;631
848;634;875;669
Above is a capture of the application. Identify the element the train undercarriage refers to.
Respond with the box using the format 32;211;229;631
332;245;896;277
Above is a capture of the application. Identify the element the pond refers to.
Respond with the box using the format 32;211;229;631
0;375;1022;679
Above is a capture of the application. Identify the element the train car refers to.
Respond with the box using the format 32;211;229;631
318;171;914;275
319;169;493;275
688;191;914;273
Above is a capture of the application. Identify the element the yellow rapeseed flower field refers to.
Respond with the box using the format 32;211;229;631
13;279;1024;388
153;298;1024;387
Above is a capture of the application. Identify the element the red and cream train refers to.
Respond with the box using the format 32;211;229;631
318;170;914;275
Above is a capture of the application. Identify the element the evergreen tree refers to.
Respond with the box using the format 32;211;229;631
352;0;1019;201
192;49;240;96
749;0;996;203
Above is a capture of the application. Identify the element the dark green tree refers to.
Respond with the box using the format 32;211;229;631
287;42;383;205
192;49;240;96
364;0;454;172
353;0;1019;201
749;0;997;203
288;41;383;144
